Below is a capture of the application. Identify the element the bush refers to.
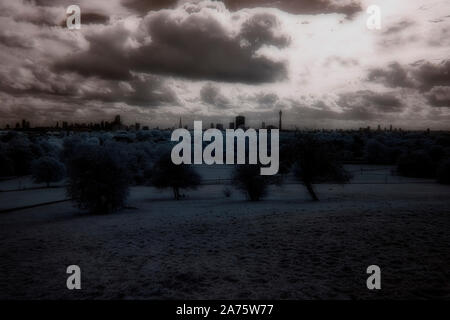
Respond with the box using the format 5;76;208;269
150;153;201;200
436;160;450;184
397;151;435;178
31;156;65;187
232;164;271;201
66;144;130;214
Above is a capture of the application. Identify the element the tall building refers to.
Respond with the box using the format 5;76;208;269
111;115;122;131
178;117;182;128
235;115;245;129
279;110;282;131
229;122;235;129
261;121;266;129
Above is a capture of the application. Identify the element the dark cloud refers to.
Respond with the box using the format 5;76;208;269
367;60;450;91
84;74;180;107
58;12;110;27
414;60;450;90
367;62;414;88
227;0;361;17
383;20;415;34
121;0;178;14
290;91;404;123
0;31;35;48
56;7;289;83
0;62;178;108
130;10;288;83
200;83;230;108
290;99;377;121
53;24;133;80
0;63;79;98
426;86;450;107
1;1;62;26
121;0;362;18
240;13;290;49
257;93;278;106
338;90;404;113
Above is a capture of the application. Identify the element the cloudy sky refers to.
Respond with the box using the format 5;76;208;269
0;0;449;129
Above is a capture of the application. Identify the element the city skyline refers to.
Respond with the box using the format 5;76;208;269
1;112;433;133
0;0;449;130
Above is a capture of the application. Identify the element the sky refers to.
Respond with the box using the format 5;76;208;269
0;0;449;129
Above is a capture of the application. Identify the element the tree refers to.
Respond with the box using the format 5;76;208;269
436;159;450;184
397;151;435;178
6;136;34;176
366;139;392;164
150;153;201;200
66;144;130;214
232;164;271;201
31;156;65;187
0;143;14;177
281;135;351;201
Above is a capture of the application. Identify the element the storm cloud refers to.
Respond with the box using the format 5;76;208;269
0;0;449;129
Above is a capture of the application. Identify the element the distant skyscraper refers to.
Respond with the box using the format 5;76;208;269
178;117;182;128
112;115;122;131
235;115;245;129
229;122;235;129
279;110;282;131
262;121;266;129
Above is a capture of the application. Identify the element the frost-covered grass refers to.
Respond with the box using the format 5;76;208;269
0;182;449;299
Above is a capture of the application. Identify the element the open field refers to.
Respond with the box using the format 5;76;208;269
1;177;449;299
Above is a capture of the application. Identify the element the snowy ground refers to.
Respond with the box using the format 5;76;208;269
0;167;449;299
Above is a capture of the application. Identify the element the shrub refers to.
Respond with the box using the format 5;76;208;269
397;151;435;178
150;153;201;200
66;144;130;214
31;156;65;187
436;160;450;184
